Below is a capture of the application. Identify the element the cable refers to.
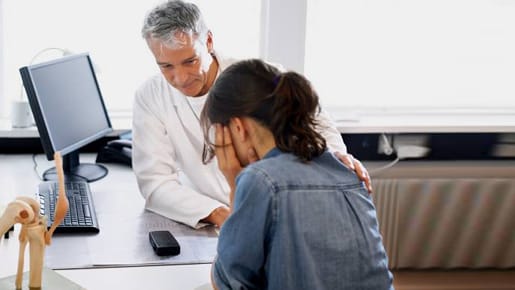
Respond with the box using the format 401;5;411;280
379;133;394;155
370;141;430;176
32;154;43;181
369;156;401;176
28;47;72;66
18;47;72;101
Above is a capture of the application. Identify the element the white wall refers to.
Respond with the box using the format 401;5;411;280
260;0;307;73
0;0;5;117
304;0;515;111
0;1;261;120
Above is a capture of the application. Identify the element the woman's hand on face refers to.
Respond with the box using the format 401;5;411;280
334;152;373;193
215;124;242;190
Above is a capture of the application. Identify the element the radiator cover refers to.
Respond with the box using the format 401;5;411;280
373;178;515;269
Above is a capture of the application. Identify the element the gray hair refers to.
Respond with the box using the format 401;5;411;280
141;0;209;47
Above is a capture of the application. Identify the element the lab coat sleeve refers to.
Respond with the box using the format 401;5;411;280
132;88;225;228
316;107;348;154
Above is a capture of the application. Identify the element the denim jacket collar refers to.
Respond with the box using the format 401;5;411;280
262;147;281;160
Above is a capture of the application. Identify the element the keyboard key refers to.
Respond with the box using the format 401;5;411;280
37;180;100;233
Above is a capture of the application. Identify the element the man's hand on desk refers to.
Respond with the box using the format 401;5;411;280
202;206;230;228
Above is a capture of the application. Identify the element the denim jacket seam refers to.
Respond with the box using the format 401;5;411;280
274;182;364;192
247;166;279;241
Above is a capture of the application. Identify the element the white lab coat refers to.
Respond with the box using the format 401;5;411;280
132;53;347;228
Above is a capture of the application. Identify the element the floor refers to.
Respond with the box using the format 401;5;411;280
392;270;515;290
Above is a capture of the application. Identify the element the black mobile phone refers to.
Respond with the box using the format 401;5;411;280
149;230;181;256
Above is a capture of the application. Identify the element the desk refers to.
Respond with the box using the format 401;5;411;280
0;115;132;138
0;154;213;290
327;107;515;133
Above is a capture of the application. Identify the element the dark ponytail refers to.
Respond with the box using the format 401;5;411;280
201;59;326;163
268;72;326;162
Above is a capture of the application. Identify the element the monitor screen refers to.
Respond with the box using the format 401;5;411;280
19;53;113;182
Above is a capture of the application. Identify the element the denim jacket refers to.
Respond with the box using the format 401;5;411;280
213;148;393;290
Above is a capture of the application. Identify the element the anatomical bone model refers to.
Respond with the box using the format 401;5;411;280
0;152;69;289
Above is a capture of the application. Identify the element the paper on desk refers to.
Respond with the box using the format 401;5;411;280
45;210;218;269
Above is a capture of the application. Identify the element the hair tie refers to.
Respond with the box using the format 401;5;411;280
269;74;284;98
273;75;281;86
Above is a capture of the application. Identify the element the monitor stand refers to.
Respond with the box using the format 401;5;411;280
42;151;108;182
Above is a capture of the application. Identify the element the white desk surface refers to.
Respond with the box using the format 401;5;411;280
0;154;213;290
0;115;131;138
327;107;515;133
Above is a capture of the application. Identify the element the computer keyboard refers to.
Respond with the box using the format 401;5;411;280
37;180;100;233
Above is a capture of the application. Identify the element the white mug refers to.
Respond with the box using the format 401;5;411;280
10;101;34;128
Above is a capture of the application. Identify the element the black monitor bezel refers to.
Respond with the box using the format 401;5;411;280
19;53;113;162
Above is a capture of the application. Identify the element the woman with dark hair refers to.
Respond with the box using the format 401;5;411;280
202;59;393;290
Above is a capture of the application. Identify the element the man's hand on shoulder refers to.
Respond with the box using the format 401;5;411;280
334;152;373;193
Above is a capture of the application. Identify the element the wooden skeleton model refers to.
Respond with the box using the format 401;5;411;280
0;152;69;289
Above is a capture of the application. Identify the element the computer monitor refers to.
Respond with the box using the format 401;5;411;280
19;53;113;182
